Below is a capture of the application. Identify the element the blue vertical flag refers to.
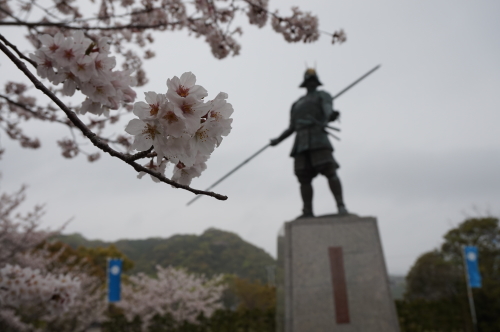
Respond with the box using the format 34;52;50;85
108;258;122;302
464;246;482;288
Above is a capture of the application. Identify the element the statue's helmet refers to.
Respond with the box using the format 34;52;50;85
299;68;323;87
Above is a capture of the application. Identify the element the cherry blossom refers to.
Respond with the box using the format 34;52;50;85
53;37;86;68
133;91;167;121
171;155;208;186
203;92;234;145
126;73;234;185
125;119;166;153
38;32;65;57
1;0;343;194
137;160;169;182
29;31;137;113
118;265;225;331
0;264;81;313
159;101;187;138
271;7;320;43
29;50;57;81
166;72;208;104
69;55;96;83
0;187;104;331
246;0;269;28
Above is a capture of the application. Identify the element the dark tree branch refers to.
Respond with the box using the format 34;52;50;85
0;35;228;201
0;6;22;23
0;94;71;126
128;147;156;161
70;7;158;23
0;32;37;68
0;20;182;30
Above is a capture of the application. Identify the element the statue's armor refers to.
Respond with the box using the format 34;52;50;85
271;69;347;216
289;90;334;156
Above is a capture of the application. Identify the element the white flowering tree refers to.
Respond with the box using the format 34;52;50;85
0;0;345;199
117;266;225;331
0;186;227;331
0;186;106;331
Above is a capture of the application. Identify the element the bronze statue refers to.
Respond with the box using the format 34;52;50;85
270;69;348;218
186;66;380;208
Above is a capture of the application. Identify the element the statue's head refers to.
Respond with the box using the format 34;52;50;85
299;68;323;88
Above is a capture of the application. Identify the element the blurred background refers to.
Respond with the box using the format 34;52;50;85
1;0;499;278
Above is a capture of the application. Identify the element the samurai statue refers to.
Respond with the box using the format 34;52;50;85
270;68;348;218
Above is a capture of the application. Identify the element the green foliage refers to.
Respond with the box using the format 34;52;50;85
75;245;134;281
54;232;108;249
396;299;469;332
42;240;134;282
230;277;276;311
57;228;275;282
405;251;462;301
397;217;500;332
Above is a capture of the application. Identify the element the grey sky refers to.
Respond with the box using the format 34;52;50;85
1;0;499;275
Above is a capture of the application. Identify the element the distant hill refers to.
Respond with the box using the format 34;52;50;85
57;228;276;282
57;230;407;298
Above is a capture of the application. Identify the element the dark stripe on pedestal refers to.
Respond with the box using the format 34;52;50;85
328;246;350;324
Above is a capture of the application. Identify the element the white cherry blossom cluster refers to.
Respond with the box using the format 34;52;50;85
29;31;137;116
118;265;225;330
0;264;81;313
0;188;105;331
126;72;233;186
246;0;269;28
271;7;320;43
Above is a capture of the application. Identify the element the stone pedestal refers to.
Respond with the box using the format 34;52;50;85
276;214;400;332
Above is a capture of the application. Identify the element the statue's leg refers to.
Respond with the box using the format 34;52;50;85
294;153;315;218
298;175;314;217
322;165;348;215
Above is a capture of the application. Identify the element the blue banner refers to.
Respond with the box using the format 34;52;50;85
464;246;482;288
108;258;122;302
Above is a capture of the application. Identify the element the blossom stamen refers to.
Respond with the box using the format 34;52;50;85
163;111;179;124
49;44;59;53
176;85;189;97
180;102;192;114
141;123;160;140
63;49;76;61
196;128;208;142
149;103;159;116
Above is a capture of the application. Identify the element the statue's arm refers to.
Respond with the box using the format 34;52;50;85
270;126;294;146
270;106;296;146
320;91;340;122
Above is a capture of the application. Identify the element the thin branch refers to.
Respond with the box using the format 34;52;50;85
0;36;227;201
0;20;182;30
25;0;65;21
0;94;71;126
0;34;37;68
69;7;157;23
128;147;156;161
0;6;22;23
0;94;134;149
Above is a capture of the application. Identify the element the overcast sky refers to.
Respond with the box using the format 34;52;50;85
1;0;499;275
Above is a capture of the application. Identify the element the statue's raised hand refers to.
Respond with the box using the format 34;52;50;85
270;138;281;146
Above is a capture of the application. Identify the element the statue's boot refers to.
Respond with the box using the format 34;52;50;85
328;176;348;215
298;182;314;218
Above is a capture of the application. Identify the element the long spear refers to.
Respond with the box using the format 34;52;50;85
186;64;381;206
186;144;270;206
